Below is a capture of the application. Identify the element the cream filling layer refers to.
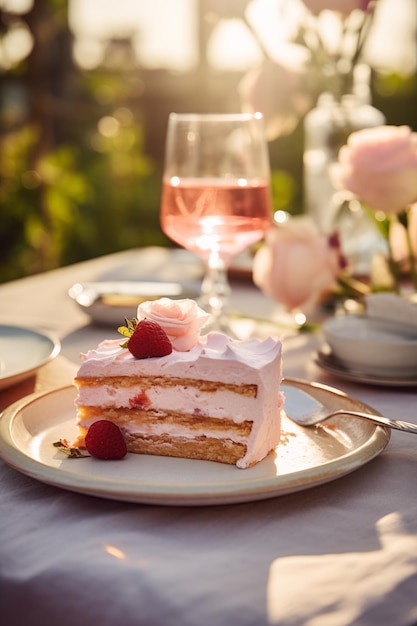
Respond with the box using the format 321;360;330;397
77;417;248;444
76;385;259;422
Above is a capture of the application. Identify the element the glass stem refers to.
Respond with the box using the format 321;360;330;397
199;252;231;329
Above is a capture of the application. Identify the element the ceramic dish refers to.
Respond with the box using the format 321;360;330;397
0;379;390;506
314;348;417;388
69;281;200;326
0;325;61;390
322;315;417;377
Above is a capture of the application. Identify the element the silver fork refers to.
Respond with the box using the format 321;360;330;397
282;384;417;434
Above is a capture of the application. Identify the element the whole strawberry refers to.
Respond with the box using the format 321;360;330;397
118;317;173;359
85;420;127;460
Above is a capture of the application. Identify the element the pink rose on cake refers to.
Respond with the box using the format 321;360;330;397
138;297;210;352
253;216;346;313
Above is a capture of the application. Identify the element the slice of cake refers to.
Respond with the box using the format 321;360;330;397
74;298;283;468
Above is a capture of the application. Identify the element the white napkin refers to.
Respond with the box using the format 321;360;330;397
365;293;417;336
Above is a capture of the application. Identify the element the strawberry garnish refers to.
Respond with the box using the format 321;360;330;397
85;420;127;460
118;317;172;359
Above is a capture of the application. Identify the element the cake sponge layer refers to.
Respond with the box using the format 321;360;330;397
124;433;247;465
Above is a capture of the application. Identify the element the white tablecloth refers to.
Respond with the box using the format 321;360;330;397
0;248;416;626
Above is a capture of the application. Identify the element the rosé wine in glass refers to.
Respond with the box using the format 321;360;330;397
160;113;272;334
160;178;271;266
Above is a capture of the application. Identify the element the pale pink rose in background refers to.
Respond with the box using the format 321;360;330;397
239;60;313;140
138;297;209;351
301;0;373;14
253;217;346;313
331;125;417;214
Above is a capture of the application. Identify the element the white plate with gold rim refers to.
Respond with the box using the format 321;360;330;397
0;379;390;506
0;325;61;390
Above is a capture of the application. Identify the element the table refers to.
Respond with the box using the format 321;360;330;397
1;247;416;626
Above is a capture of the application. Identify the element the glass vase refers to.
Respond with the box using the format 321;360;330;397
303;66;387;274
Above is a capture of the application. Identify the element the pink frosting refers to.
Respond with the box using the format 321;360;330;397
137;298;210;351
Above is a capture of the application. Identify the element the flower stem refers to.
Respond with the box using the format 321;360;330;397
386;220;400;293
402;210;417;290
337;274;371;298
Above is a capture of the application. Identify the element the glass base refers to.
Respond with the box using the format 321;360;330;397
198;306;238;338
198;258;238;337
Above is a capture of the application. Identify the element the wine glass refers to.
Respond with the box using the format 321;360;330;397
160;112;272;334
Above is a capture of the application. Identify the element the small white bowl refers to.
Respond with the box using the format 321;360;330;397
322;315;417;377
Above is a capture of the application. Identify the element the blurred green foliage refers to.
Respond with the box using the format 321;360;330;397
0;107;166;283
0;0;170;284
